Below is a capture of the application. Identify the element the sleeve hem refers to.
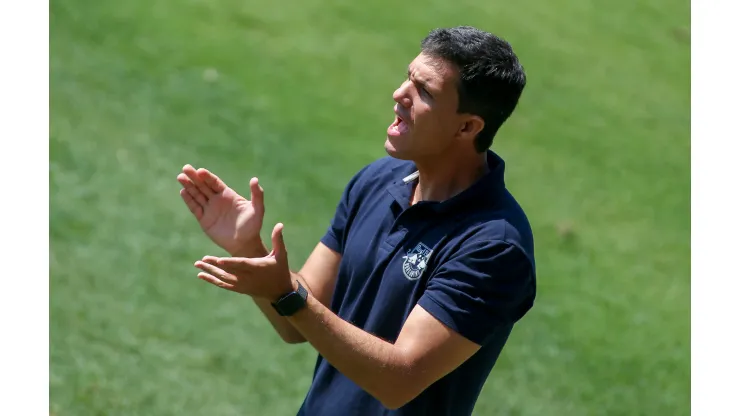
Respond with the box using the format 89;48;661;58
417;295;486;345
320;231;341;254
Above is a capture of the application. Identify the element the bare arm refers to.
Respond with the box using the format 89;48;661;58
194;227;516;410
202;247;479;408
285;295;480;409
195;225;533;410
233;242;341;344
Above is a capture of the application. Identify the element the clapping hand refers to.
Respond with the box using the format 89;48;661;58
194;223;294;302
177;165;266;256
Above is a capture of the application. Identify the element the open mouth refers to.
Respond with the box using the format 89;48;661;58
388;114;409;136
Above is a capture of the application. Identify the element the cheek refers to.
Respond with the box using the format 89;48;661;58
416;108;443;129
412;106;455;143
425;112;456;137
416;116;455;151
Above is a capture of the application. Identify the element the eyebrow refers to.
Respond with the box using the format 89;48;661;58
407;67;427;85
408;67;433;96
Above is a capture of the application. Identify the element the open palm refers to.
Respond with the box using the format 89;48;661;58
177;165;265;256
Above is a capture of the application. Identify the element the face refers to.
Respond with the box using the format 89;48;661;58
385;53;483;161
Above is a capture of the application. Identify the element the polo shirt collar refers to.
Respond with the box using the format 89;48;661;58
386;150;506;214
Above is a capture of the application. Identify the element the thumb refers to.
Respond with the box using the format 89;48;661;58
250;177;265;212
271;223;287;259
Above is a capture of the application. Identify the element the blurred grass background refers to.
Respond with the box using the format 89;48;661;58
50;0;690;414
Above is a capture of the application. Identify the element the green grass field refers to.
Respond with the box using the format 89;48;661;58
50;0;690;414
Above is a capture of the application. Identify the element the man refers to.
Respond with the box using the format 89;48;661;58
177;26;536;416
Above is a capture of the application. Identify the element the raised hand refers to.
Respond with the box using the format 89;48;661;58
177;164;265;256
194;223;293;301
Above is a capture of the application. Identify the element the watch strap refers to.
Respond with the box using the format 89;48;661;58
271;281;308;316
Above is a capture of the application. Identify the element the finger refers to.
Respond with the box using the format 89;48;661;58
202;255;245;273
177;173;208;206
249;178;265;213
271;223;287;259
213;256;266;269
197;168;227;194
183;165;215;198
197;272;235;290
194;261;238;284
180;189;204;219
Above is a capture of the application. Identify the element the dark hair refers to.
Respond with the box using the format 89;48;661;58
421;26;526;152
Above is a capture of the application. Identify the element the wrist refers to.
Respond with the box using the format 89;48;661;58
270;279;299;304
229;238;267;258
270;279;307;316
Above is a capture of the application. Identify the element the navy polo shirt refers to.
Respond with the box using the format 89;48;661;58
297;150;536;416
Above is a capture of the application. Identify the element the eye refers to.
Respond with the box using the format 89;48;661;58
406;71;432;98
418;84;433;99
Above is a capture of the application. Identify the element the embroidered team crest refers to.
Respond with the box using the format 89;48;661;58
402;242;433;281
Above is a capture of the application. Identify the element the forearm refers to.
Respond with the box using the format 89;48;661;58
286;287;413;409
252;271;314;343
231;241;306;344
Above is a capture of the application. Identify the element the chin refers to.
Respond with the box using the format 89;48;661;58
384;138;413;160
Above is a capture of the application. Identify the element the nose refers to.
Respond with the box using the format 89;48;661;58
393;80;413;108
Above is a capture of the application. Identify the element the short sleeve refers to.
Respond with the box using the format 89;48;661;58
417;239;536;345
320;165;370;255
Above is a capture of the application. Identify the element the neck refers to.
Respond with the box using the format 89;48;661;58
411;150;489;205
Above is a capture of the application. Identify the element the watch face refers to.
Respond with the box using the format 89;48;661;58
281;293;303;313
275;284;307;316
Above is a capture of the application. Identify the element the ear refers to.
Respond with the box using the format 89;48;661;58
457;115;485;142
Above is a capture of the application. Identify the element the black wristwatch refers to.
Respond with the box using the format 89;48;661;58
271;281;308;316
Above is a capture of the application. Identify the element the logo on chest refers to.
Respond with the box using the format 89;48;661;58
402;242;433;281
